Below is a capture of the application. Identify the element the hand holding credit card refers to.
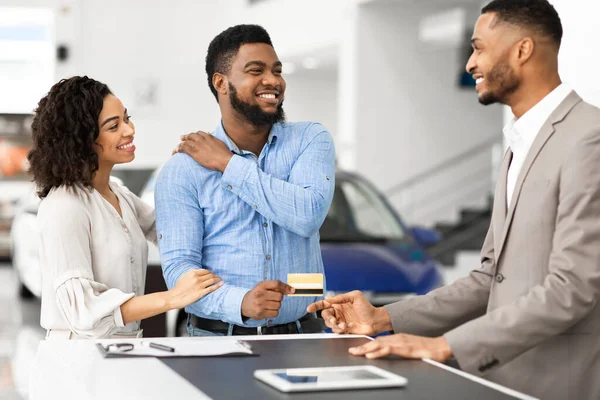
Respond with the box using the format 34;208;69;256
287;274;324;296
241;280;295;320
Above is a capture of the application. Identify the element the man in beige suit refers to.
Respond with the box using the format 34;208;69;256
308;1;600;399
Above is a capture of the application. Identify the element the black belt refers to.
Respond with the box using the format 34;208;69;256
188;313;325;335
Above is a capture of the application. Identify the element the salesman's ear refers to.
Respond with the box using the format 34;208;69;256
212;73;228;97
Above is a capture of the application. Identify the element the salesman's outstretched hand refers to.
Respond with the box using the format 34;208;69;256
348;333;452;363
307;290;392;336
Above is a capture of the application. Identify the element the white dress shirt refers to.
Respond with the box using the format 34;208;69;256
38;180;156;339
503;84;572;207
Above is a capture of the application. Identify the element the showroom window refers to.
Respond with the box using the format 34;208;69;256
0;7;54;114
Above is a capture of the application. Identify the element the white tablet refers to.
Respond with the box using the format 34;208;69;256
253;365;407;392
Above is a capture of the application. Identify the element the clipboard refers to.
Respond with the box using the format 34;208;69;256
95;339;257;358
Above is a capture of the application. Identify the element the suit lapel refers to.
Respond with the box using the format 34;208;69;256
495;91;583;260
492;149;511;255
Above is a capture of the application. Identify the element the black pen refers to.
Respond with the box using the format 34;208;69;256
148;342;175;353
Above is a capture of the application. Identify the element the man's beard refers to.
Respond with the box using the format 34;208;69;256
229;83;286;126
478;61;520;106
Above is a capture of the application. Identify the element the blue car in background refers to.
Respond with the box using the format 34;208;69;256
10;166;443;337
320;171;443;305
140;168;444;336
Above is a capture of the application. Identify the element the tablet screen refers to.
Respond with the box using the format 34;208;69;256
274;369;386;384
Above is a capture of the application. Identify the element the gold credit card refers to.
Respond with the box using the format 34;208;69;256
287;273;324;296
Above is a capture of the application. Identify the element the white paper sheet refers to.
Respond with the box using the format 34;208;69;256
95;338;254;358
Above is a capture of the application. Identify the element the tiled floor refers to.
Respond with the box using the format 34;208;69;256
0;252;477;400
0;263;45;400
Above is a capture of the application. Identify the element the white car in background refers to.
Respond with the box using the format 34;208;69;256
10;190;41;298
10;169;153;299
1;181;34;261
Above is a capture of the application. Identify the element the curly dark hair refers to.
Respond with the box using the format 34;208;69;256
205;24;273;102
28;76;112;198
482;0;563;48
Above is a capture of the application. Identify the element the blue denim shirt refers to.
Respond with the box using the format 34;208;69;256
155;121;335;327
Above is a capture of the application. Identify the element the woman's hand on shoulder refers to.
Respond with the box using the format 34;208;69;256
172;131;232;173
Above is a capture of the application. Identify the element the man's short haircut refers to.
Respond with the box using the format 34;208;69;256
205;24;273;101
482;0;563;48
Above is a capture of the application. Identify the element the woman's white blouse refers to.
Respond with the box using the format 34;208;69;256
38;181;156;339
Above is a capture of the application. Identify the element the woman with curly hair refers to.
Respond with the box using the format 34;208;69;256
29;76;222;339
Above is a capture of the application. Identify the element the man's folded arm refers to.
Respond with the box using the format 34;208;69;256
221;123;336;238
154;156;249;325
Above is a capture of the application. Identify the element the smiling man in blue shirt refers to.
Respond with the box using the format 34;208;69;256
154;24;336;336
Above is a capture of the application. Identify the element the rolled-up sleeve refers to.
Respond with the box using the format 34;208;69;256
155;155;249;325
221;123;336;238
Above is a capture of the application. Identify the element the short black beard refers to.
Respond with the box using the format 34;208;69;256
229;83;285;126
478;60;520;106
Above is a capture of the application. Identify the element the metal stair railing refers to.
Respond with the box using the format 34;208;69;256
384;136;503;226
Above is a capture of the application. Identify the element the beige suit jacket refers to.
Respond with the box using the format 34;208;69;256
385;92;600;400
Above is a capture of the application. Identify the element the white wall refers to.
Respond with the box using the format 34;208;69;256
1;0;504;221
44;0;346;168
229;0;349;60
553;0;600;108
0;0;227;168
501;1;600;129
0;0;348;169
283;70;338;139
75;0;241;168
349;1;503;225
229;0;344;148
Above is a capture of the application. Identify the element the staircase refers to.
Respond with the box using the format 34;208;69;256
383;137;502;268
427;198;492;266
